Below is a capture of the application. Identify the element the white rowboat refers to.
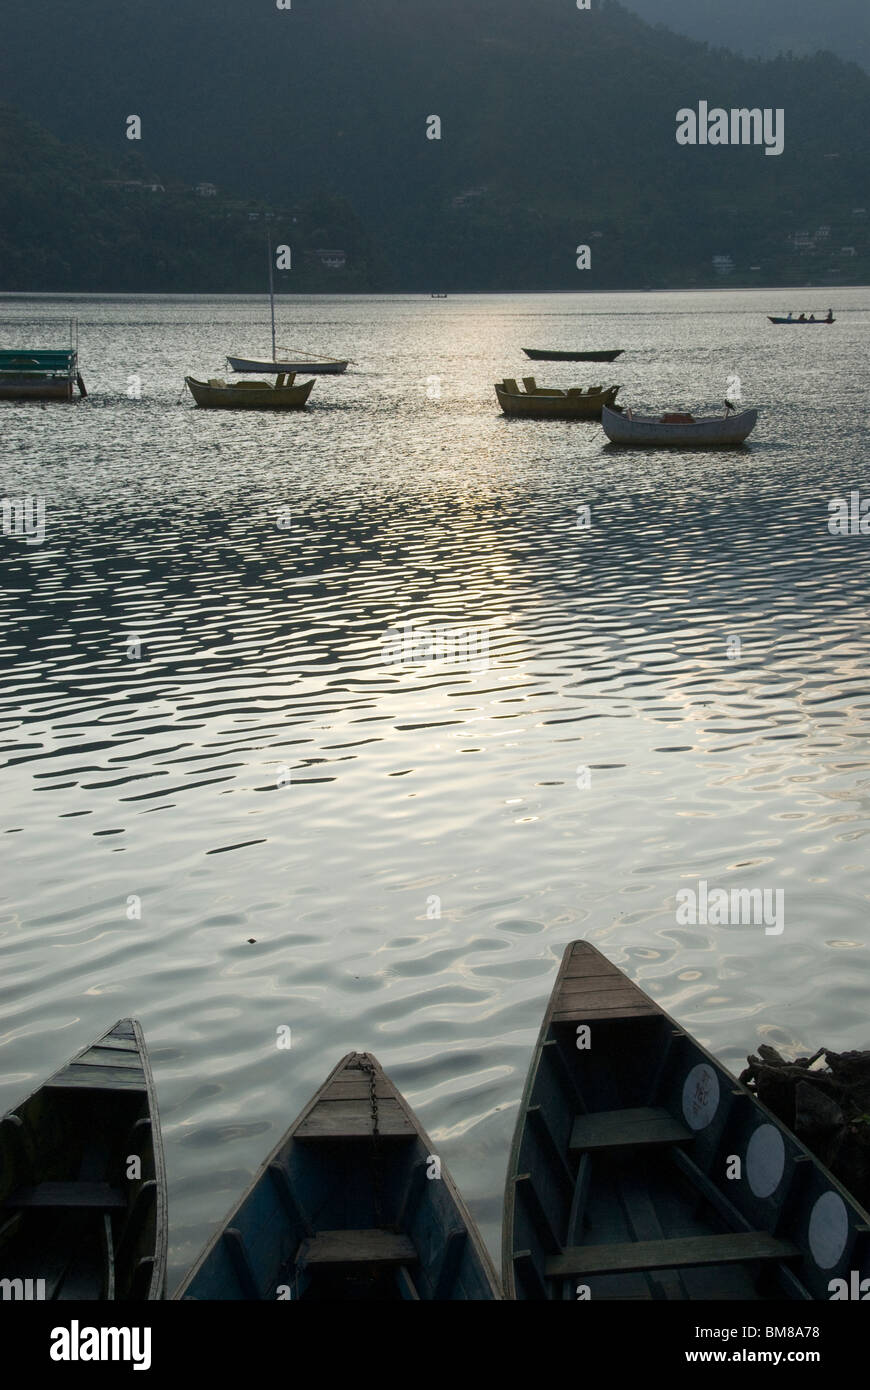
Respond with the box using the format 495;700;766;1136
602;405;758;447
227;354;348;375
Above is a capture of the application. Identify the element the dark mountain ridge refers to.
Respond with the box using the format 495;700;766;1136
0;0;867;290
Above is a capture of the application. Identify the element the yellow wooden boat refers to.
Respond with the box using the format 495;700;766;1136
185;372;315;410
496;377;620;419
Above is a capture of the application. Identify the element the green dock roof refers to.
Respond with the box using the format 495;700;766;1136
0;349;77;372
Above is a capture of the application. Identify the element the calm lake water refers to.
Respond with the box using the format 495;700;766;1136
1;288;869;1288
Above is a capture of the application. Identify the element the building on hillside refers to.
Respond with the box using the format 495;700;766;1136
313;249;347;269
103;180;165;193
196;182;218;198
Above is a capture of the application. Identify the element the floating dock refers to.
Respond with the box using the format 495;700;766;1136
0;349;85;401
0;321;86;401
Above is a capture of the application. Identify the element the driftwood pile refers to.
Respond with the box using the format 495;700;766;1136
740;1045;870;1210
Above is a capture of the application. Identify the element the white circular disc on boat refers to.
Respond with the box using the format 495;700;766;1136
808;1191;850;1269
746;1124;785;1198
682;1063;720;1130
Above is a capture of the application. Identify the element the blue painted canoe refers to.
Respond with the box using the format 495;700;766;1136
503;942;870;1300
176;1052;501;1300
0;1019;167;1300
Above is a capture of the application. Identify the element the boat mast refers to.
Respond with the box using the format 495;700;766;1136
267;231;276;362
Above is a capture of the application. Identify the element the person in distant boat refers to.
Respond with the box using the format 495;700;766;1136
786;311;793;321
826;308;834;323
809;314;816;322
798;313;807;321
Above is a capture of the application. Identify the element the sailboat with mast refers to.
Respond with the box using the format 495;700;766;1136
227;235;350;375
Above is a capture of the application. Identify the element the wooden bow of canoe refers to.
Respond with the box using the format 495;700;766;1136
503;942;870;1300
0;1019;167;1300
176;1052;501;1300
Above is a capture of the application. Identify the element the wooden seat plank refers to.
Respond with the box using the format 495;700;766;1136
295;1098;415;1139
569;1107;692;1152
315;1079;397;1102
558;945;660;1020
83;1037;141;1053
301;1229;418;1266
545;1232;798;1279
45;1064;146;1091
553;1003;657;1024
73;1048;145;1070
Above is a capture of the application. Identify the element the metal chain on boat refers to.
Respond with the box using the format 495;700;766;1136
349;1054;384;1228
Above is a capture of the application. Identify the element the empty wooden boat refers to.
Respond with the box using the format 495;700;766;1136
496;377;620;419
504;941;870;1300
185;373;315;409
523;349;624;362
602;403;757;446
0;1019;167;1300
176;1052;501;1300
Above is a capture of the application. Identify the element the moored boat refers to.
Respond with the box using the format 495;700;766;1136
227;354;348;375
186;373;315;410
523;349;624;362
0;1019;167;1300
175;1051;501;1300
503;941;870;1300
497;377;620;419
601;403;757;446
227;234;348;376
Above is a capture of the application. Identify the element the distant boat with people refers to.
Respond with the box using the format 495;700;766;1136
768;310;835;325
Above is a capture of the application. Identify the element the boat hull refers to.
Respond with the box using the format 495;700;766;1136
497;382;620;419
175;1052;501;1300
503;942;870;1301
602;404;757;446
186;376;315;409
768;318;834;325
227;356;348;375
0;1019;168;1300
523;349;624;362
